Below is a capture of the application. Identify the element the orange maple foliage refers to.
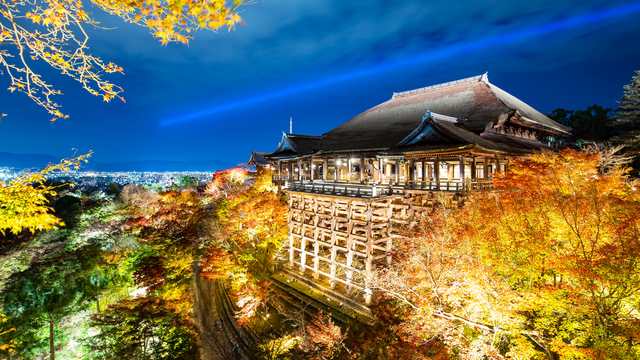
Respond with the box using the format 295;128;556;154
378;149;640;359
201;169;287;325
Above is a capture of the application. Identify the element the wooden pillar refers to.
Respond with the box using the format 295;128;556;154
276;160;281;181
421;160;427;187
434;157;440;189
345;201;354;291
323;158;328;181
329;200;337;288
309;158;314;182
299;220;306;273
395;161;400;185
379;158;385;184
408;159;415;185
364;202;373;304
459;156;465;180
483;157;489;179
298;197;307;273
471;156;477;180
313;211;319;279
288;197;295;267
360;155;365;183
297;160;302;181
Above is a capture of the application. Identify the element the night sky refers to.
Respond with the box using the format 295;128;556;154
1;0;640;170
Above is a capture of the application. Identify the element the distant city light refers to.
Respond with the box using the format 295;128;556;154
160;2;640;127
0;166;213;189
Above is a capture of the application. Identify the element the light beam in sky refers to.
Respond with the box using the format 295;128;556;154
160;1;640;127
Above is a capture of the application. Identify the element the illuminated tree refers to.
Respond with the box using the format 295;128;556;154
297;311;344;359
1;243;103;359
377;149;640;359
613;70;640;148
0;153;90;235
89;297;197;360
201;169;286;325
611;70;640;176
1;0;242;121
204;167;248;198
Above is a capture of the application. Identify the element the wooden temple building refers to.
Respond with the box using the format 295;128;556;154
257;73;571;311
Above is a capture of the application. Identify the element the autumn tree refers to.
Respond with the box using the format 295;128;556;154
1;0;242;121
0;153;90;236
377;149;640;359
201;168;287;325
121;186;207;318
88;297;197;360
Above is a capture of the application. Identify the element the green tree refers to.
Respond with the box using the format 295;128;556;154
610;70;640;174
1;243;103;359
549;105;613;141
613;70;640;144
88;297;197;360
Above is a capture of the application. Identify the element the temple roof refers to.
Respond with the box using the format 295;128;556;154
392;112;529;154
263;74;571;159
248;151;269;166
268;133;324;158
321;73;569;152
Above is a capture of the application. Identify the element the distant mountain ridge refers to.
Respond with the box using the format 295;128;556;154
0;152;231;172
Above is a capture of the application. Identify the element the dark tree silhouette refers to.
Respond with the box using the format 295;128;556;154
548;105;613;141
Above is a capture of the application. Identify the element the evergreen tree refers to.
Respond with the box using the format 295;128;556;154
612;70;640;149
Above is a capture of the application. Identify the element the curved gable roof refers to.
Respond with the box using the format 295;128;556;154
322;74;569;152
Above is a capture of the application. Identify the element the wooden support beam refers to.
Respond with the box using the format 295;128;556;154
329;200;337;288
408;159;415;184
434;157;440;189
313;209;320;279
323;158;328;181
395;161;400;185
288;196;295;267
471;156;477;180
284;191;405;306
345;200;354;292
360;155;365;183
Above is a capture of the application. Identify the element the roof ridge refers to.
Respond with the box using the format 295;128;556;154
286;133;322;139
391;73;488;99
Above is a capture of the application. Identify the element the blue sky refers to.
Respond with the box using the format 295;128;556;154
1;0;640;169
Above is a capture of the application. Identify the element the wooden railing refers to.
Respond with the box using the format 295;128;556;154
282;179;493;197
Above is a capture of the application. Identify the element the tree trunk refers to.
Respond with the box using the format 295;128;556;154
96;296;100;313
49;318;55;360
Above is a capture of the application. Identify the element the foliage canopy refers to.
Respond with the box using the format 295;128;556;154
1;0;242;120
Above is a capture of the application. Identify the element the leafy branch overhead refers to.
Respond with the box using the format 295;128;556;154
0;152;91;235
0;0;242;121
